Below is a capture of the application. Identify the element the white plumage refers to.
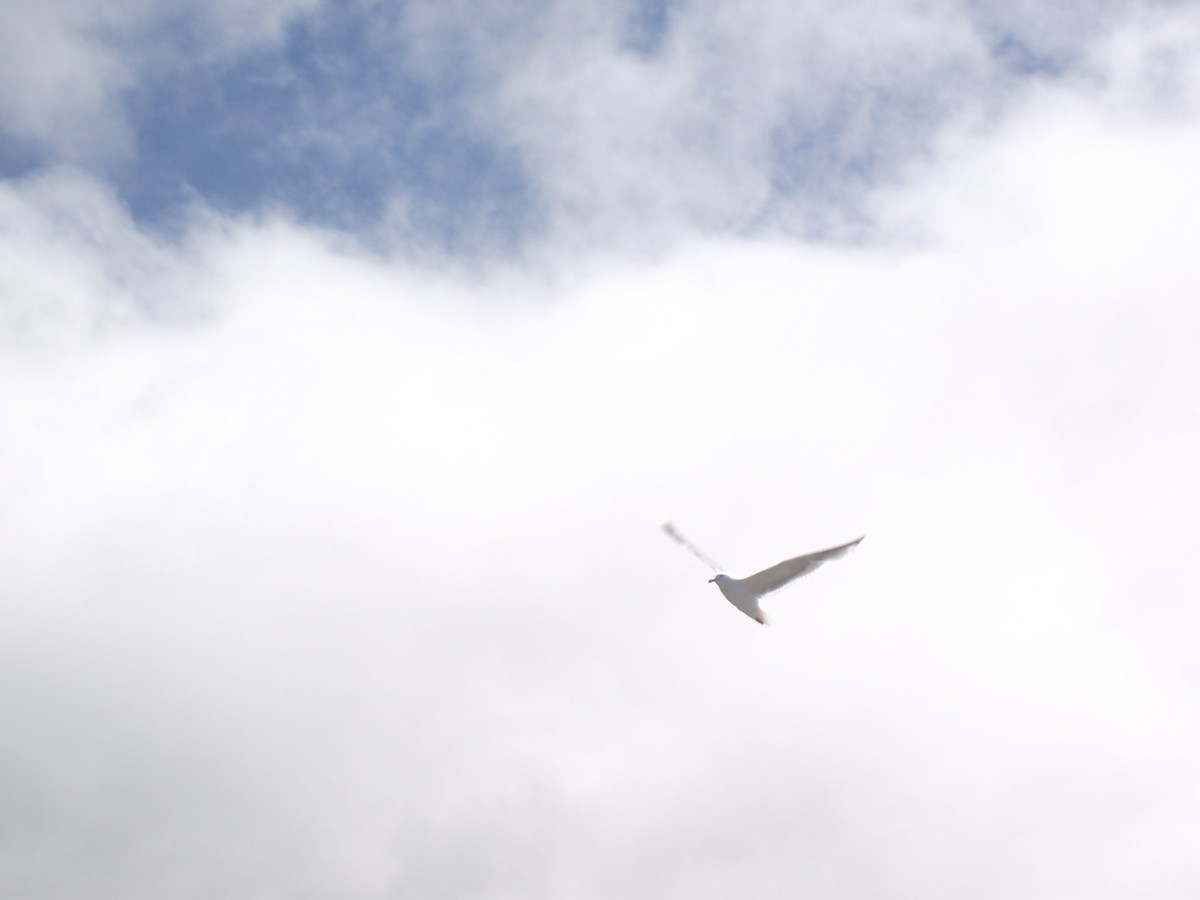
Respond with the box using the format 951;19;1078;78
663;523;862;625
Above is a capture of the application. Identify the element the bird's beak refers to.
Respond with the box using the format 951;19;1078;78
707;576;716;583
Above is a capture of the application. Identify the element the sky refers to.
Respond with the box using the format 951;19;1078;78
2;1;1200;898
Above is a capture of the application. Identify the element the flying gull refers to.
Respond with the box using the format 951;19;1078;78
662;522;863;625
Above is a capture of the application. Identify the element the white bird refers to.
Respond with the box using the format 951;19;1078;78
662;522;863;625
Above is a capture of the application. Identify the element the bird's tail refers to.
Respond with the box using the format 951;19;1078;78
757;610;771;626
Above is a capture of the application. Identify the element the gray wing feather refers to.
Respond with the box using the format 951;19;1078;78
741;536;864;596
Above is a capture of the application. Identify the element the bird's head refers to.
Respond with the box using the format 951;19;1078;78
708;573;728;584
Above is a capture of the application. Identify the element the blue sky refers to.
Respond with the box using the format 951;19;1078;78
2;0;1154;252
112;3;535;247
3;2;1200;898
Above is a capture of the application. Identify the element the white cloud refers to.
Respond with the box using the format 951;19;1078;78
5;0;1189;252
3;8;1200;900
400;0;1194;248
0;1;136;160
0;0;317;162
426;0;989;245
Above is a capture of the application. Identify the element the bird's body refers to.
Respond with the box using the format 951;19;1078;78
709;574;771;624
663;523;862;624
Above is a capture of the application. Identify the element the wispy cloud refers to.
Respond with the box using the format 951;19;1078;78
0;0;317;164
4;0;1192;253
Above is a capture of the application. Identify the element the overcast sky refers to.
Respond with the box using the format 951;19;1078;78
3;1;1200;898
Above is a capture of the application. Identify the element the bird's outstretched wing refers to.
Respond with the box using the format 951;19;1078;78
661;521;723;572
741;536;864;597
